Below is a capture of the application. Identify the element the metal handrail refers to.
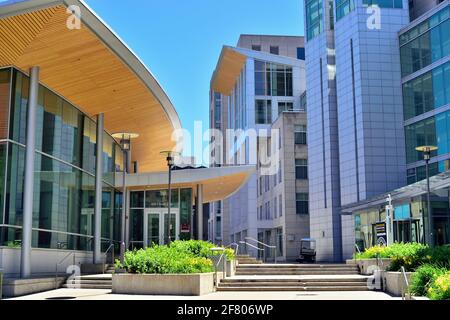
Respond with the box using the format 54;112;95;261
244;237;277;263
0;268;3;300
401;266;411;300
227;242;239;255
55;251;76;289
354;243;361;263
103;243;115;274
239;241;264;251
210;248;226;287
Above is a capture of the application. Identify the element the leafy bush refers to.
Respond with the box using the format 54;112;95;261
410;264;446;297
117;245;213;274
169;240;235;261
355;243;450;272
115;240;235;274
428;272;450;300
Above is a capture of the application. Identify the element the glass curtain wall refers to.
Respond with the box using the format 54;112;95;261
0;67;122;251
129;188;193;248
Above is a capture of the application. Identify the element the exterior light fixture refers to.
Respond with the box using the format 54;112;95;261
415;145;438;247
160;151;181;244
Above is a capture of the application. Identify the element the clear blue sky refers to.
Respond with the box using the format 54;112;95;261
85;0;305;162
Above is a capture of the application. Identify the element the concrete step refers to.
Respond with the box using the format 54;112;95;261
216;286;370;292
66;280;112;285
63;284;112;289
218;281;368;287
236;264;358;268
235;271;359;276
237;266;358;270
221;278;368;283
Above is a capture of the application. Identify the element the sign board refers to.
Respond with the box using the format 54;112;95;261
180;224;190;233
374;222;387;245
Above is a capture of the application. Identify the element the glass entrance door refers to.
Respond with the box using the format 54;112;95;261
144;209;179;247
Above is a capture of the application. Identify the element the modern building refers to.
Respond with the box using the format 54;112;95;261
303;0;449;260
0;0;253;282
209;35;308;261
343;1;450;249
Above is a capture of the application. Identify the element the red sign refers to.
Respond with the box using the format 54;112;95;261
181;224;190;233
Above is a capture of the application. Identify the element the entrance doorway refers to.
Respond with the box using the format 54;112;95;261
143;209;179;247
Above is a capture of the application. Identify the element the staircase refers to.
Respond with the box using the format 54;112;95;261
217;263;371;292
64;274;113;289
236;254;263;265
236;264;359;275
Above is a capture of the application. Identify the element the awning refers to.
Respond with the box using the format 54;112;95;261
0;0;182;172
341;170;450;214
119;165;256;203
211;46;247;96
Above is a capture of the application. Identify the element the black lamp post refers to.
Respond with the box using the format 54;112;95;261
415;145;438;247
112;132;139;262
160;151;180;245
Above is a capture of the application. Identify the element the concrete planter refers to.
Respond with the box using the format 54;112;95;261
350;259;392;275
2;276;67;298
112;273;215;296
226;259;236;277
382;271;413;297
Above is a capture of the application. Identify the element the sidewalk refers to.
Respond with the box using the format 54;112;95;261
7;288;399;300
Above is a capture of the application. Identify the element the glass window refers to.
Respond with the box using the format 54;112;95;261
254;61;293;97
400;9;449;77
130;191;144;208
336;0;355;21
278;101;294;114
279;194;283;217
362;0;402;8
306;0;323;41
10;70;29;144
295;125;307;144
179;188;192;241
296;193;309;214
0;143;6;223
0;68;11;139
4;143;25;227
145;189;179;208
295;159;308;179
297;47;305;60
255;100;272;124
403;61;450;120
270;46;279;55
252;45;261;51
130;209;143;244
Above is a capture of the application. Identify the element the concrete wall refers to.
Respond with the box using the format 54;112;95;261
237;35;304;59
0;247;95;278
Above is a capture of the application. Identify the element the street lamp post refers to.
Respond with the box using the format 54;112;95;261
160;151;180;245
415;145;438;247
112;133;139;263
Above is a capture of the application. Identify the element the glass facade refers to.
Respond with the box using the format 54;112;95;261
129;188;193;248
336;0;355;21
362;0;403;8
306;0;324;41
400;6;449;77
296;193;309;214
402;61;450;120
354;187;450;249
254;60;293;97
0;67;122;251
255;100;272;124
405;109;450;163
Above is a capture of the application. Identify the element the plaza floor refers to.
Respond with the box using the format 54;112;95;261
7;288;399;300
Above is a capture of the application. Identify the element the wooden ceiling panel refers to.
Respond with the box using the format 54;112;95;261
1;6;178;172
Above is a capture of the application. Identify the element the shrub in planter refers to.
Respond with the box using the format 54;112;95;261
428;272;450;300
169;240;236;261
386;243;428;271
410;264;447;297
116;245;214;274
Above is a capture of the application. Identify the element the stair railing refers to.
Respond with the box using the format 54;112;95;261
210;248;226;287
239;241;265;261
401;266;411;300
245;237;277;263
55;250;76;289
103;243;115;274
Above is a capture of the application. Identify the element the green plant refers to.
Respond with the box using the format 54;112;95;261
116;244;214;274
169;240;236;260
6;241;21;248
410;264;446;297
428;271;450;300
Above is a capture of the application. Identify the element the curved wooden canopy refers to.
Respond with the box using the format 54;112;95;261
0;0;182;172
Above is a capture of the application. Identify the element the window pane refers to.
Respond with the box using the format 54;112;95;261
130;191;144;208
0;68;11;139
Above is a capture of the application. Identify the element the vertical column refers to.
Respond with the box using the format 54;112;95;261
94;113;104;264
20;66;39;278
197;184;203;240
